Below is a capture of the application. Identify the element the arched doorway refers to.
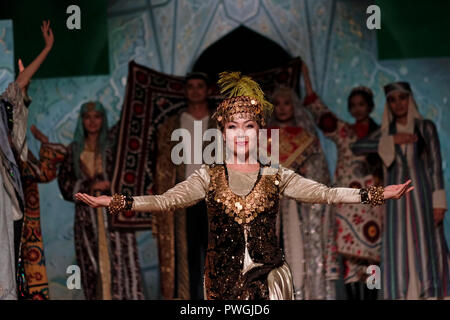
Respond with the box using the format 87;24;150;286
192;26;292;84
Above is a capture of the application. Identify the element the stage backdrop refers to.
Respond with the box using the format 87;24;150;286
1;0;449;299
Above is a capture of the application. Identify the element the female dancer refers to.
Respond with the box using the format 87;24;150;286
269;87;337;299
58;102;143;299
302;63;383;299
75;72;412;300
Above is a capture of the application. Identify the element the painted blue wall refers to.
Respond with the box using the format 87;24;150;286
1;0;449;299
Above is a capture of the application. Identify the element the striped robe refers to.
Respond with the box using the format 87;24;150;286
58;125;144;300
352;119;450;299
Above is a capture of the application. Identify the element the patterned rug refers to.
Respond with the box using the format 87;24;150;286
111;58;302;229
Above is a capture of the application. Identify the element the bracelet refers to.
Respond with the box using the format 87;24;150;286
108;194;134;215
359;188;370;204
108;194;126;215
124;195;134;211
360;186;385;206
368;186;385;207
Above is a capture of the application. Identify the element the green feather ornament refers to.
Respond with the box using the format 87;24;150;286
217;71;273;117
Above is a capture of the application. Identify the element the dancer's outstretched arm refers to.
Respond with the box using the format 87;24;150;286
76;165;413;211
15;20;54;91
75;165;210;212
280;167;413;205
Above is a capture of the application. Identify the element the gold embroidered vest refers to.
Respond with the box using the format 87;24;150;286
204;164;284;300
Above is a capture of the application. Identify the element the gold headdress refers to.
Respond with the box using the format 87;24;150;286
213;71;273;128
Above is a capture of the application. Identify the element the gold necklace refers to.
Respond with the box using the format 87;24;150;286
208;165;280;224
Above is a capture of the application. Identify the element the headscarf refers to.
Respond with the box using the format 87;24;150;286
381;82;422;134
378;82;423;167
72;101;109;179
269;86;316;134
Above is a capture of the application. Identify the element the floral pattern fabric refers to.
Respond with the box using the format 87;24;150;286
304;94;383;283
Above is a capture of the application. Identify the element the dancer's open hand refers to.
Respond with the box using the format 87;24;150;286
383;180;414;200
75;193;111;208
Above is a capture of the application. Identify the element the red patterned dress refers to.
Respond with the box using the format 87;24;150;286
304;93;383;284
18;143;66;299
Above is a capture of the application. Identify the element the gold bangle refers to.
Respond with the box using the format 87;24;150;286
108;194;126;215
368;186;385;207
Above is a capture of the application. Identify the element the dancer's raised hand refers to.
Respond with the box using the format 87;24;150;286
41;20;54;50
16;20;54;90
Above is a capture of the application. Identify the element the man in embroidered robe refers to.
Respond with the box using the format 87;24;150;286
153;72;217;299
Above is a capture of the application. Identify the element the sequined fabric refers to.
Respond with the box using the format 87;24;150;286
132;165;362;213
214;96;266;128
132;164;362;299
204;164;284;299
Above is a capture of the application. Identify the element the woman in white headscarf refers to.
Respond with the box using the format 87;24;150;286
352;82;449;299
269;87;336;300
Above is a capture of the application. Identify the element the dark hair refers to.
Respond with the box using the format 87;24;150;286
185;72;210;86
347;90;375;113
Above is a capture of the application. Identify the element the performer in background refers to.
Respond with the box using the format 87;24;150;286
301;62;383;300
16;66;67;300
268;86;337;299
153;72;216;299
0;20;53;300
75;72;413;300
57;101;144;300
352;82;449;299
